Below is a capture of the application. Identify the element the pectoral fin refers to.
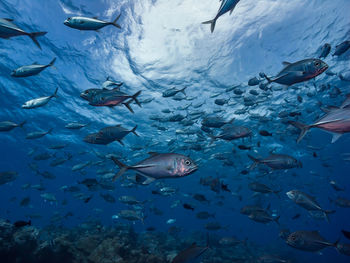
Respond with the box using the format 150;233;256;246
331;133;342;143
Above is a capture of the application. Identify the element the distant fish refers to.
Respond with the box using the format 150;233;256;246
11;58;56;77
64;14;121;31
172;234;209;263
202;0;241;33
248;153;302;170
102;77;123;89
261;59;328;87
162;87;186;98
0;120;26;132
0;18;46;49
14;220;31;228
318;43;331;58
65;122;89;130
333;40;350;56
22;87;58;109
342;230;350;240
26;128;52;139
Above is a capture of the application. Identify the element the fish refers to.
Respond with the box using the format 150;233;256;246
248;154;302;170
259;130;272;136
342;230;350;240
333;40;350;56
172;235;209;263
100;193;116;203
0;18;46;49
248;182;280;197
202;0;241;33
196;211;215;220
183;203;195;211
11;58;56;77
286;230;338;252
0;120;26;131
65;122;89;129
14;220;31;228
210;124;251;143
22;88;58;109
102;77;123;89
162;87;186;97
319;43;331;58
84;125;138;145
261;59;328;86
329;180;345;191
286;190;334;222
119;196;144;205
117;210;144;222
110;152;197;184
26;128;52;139
336;243;350;256
258;255;291;263
40;193;57;202
80;88;142;113
289;98;350;143
72;161;91;172
0;171;18;185
64;14;121;31
248;210;280;225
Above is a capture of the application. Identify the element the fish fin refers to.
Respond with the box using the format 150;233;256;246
282;61;292;66
3;18;14;21
148;152;160;156
18;121;26;128
122;100;134;113
274;215;280;225
247;154;260;170
95;29;100;33
323;210;335;223
32;61;39;64
202;19;217;33
288;121;311;143
180;87;187;95
52;87;59;98
320;106;339;113
110;157;129;181
132;90;142;107
48;57;56;67
110;13;122;29
130;125;139;136
116;140;124;146
135;174;156;185
228;118;235;124
331;133;342;143
92;16;98;19
28;31;47;50
261;72;272;83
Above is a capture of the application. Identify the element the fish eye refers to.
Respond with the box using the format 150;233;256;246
314;61;320;67
67;17;71;21
185;160;191;166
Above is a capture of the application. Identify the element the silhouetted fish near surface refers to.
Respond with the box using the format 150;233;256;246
64;14;121;31
110;152;197;184
248;154;302;170
333;40;350;56
26;128;52;139
286;231;338;252
202;0;241;33
261;59;328;86
0;120;26;131
0;18;46;49
172;235;209;263
11;58;56;77
22;88;58;109
289;98;350;143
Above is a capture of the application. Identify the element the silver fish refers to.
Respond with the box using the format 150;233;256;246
11;58;56;77
64;14;121;31
22;88;58;109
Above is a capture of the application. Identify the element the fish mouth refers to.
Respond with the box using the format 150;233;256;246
80;93;88;100
286;191;294;199
10;71;16;76
63;20;69;25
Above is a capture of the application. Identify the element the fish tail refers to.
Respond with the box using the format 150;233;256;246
180;87;187;95
110;157;129;181
260;72;272;83
202;18;217;33
132;90;142;107
288;121;311;143
130;125;139;137
323;210;336;223
123;99;134;113
28;31;47;50
111;13;122;29
18;120;26;128
52;87;59;98
247;154;260;170
48;57;56;67
274;215;280;225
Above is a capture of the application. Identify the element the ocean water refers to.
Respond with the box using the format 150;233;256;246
1;0;350;262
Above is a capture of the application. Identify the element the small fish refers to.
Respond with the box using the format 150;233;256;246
22;88;58;109
248;154;302;170
11;58;56;77
319;43;331;58
333;40;350;56
26;128;52;139
162;87;186;97
183;203;195;211
0;120;26;132
65;122;89;130
259;130;272;136
64;14;121;31
14;220;31;228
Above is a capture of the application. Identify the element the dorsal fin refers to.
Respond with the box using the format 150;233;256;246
282;61;292;66
148;152;160;156
3;18;14;22
32;62;39;65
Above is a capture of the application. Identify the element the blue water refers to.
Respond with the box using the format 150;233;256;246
1;0;350;262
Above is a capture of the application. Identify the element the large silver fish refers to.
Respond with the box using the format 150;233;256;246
248;154;302;170
202;0;241;33
289;96;350;143
11;58;56;77
111;152;197;184
262;59;328;86
64;14;121;31
286;231;337;252
0;18;46;49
